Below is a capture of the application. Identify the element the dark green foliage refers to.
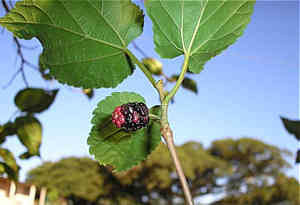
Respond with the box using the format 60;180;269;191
281;117;300;141
280;117;300;163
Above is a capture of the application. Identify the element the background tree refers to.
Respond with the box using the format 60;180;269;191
26;138;298;205
208;138;291;194
211;174;299;205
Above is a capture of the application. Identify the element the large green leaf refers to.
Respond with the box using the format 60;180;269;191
0;0;144;88
15;88;58;113
88;92;161;172
15;116;42;156
0;148;19;180
145;0;255;73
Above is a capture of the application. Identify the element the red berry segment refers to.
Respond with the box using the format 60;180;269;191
112;106;125;128
111;102;149;131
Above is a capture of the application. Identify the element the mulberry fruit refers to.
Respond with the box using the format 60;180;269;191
112;102;149;131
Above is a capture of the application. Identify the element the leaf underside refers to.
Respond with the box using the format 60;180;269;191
0;0;144;88
145;0;255;73
88;92;161;172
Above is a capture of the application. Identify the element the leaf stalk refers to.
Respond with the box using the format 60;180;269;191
164;55;190;103
125;49;158;91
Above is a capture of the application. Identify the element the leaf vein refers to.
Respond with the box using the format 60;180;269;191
46;51;123;66
88;1;126;46
1;21;123;50
191;1;248;55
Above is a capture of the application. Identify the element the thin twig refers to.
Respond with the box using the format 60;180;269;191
20;44;39;50
13;37;29;87
24;60;39;70
1;1;31;88
132;41;148;58
1;0;9;12
8;110;20;122
8;0;13;9
2;69;21;89
161;125;194;205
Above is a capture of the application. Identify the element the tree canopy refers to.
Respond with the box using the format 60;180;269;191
26;138;298;205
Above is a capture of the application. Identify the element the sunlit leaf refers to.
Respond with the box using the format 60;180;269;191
145;0;255;73
15;116;42;156
0;0;144;88
0;148;19;180
88;92;161;172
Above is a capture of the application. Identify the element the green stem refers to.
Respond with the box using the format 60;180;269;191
127;48;194;204
164;55;190;103
149;114;161;121
125;49;157;90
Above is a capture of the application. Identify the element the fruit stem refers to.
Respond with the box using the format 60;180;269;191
125;49;158;91
149;114;160;121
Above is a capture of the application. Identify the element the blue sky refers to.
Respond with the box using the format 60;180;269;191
0;0;298;190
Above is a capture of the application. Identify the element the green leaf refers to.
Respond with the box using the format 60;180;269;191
169;75;198;94
15;88;58;113
0;122;17;143
0;0;144;88
0;162;18;180
0;148;19;180
280;117;300;141
145;0;255;73
88;92;161;172
182;77;198;94
15;116;42;156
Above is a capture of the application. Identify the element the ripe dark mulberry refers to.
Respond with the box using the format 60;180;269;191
112;102;149;131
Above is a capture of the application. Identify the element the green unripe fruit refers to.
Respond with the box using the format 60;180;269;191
142;58;163;76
